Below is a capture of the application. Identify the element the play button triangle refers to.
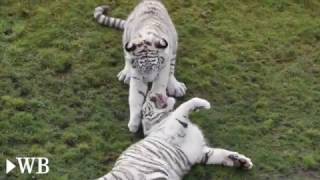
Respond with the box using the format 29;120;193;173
6;159;16;174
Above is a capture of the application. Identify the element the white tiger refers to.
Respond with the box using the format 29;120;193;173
97;94;253;180
94;0;187;133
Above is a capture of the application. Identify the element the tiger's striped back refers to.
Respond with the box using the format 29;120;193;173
98;136;191;180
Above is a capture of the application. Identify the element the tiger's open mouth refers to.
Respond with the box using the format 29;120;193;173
150;93;168;109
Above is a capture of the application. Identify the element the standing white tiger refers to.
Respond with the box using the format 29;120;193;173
94;0;187;133
97;94;253;180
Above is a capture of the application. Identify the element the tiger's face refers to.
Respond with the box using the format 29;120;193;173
142;93;175;135
125;31;169;80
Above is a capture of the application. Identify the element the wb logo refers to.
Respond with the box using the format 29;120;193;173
6;157;49;174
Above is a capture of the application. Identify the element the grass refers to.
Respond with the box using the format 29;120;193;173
0;0;320;179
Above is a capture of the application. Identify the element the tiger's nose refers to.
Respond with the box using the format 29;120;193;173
143;40;152;46
162;103;168;108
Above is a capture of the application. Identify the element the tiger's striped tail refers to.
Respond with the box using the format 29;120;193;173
93;5;126;30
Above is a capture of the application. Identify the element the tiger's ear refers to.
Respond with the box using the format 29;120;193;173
155;38;168;49
125;42;136;52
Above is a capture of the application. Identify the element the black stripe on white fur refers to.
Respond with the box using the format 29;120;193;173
98;136;191;180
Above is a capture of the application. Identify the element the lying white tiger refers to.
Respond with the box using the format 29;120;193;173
97;95;253;180
94;0;187;133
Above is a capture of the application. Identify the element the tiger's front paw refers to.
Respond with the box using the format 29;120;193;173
191;98;211;110
128;115;140;133
167;77;187;97
227;153;253;170
128;123;139;133
117;68;130;84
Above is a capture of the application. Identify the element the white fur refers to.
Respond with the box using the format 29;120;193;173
94;1;187;132
120;0;187;132
98;97;253;180
152;98;252;168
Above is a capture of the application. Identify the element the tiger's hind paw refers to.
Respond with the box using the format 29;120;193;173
227;153;253;170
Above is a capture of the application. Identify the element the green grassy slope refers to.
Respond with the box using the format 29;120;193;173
1;0;320;179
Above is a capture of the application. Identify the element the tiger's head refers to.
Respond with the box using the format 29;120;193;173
124;31;169;81
142;92;175;136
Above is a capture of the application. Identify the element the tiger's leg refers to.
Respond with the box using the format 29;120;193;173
173;97;211;120
167;98;210;132
128;73;148;133
151;63;171;96
167;56;187;97
200;147;253;169
117;55;131;84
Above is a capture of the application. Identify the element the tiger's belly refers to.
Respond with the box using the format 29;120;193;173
111;136;191;180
